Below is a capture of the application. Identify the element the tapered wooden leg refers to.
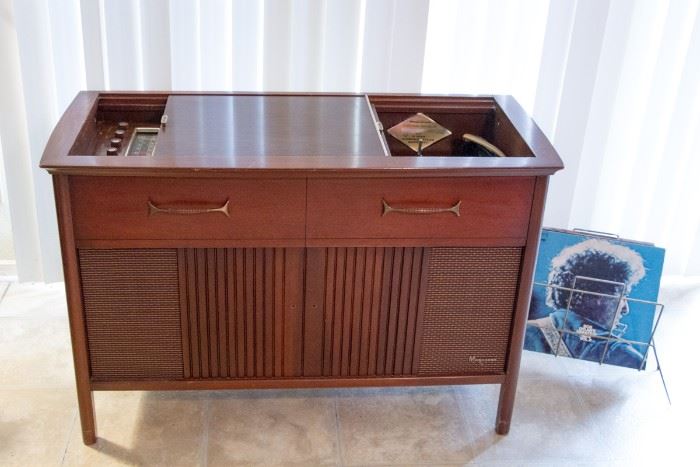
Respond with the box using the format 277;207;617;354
496;380;516;434
77;387;97;444
54;175;98;445
494;176;549;435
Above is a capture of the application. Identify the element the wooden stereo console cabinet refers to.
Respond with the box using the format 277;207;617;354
41;92;563;445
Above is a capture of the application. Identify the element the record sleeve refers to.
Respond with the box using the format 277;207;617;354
524;228;665;369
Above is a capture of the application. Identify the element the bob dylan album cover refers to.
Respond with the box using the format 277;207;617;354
524;228;665;370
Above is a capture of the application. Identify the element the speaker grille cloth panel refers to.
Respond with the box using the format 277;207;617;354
79;249;183;380
417;247;523;376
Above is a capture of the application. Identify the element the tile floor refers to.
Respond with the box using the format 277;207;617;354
1;278;698;466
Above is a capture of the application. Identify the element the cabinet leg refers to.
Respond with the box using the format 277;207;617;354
495;380;516;435
77;387;97;445
54;174;97;445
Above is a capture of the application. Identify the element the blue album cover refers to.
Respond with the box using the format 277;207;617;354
524;229;665;369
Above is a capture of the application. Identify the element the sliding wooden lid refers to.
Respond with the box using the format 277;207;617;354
153;95;386;159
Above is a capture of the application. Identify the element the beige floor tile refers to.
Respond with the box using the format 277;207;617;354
651;282;700;413
452;383;501;431
0;388;76;467
348;464;470;467
336;386;473;465
206;389;338;466
566;364;670;416
573;462;663;467
471;462;582;467
0;282;67;318
519;350;568;380
456;377;609;464
567;370;687;465
1;278;698;467
62;391;207;467
0;316;75;389
558;354;642;381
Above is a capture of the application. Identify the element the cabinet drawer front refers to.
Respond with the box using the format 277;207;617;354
307;177;534;243
70;177;306;241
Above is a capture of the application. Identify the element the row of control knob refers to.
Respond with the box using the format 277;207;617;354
106;122;129;155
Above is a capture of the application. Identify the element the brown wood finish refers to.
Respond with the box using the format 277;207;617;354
79;246;520;381
41;92;563;445
75;238;307;249
306;247;427;377
307;177;534;243
371;96;534;158
70;176;306;241
178;248;305;378
495;176;549;434
40;92;563;177
53;175;96;445
155;95;386;159
91;374;506;391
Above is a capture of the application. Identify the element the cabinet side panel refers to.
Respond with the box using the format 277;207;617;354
417;247;523;376
79;249;183;380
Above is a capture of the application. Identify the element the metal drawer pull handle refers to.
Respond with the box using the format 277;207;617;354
381;199;461;217
148;199;230;217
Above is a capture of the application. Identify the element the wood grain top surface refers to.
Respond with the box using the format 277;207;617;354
40;92;564;177
154;95;386;159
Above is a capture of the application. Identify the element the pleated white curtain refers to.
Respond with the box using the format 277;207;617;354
534;0;700;276
0;0;698;282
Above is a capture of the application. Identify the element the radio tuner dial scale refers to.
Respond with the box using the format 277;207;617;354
124;127;159;157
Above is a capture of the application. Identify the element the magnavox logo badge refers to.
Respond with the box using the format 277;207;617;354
469;356;499;365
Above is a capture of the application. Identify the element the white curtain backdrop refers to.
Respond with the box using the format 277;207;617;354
0;0;698;282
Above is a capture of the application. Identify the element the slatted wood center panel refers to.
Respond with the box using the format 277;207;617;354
179;247;429;380
178;248;304;379
302;247;428;377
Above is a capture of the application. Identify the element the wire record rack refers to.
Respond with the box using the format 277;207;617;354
533;275;670;404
